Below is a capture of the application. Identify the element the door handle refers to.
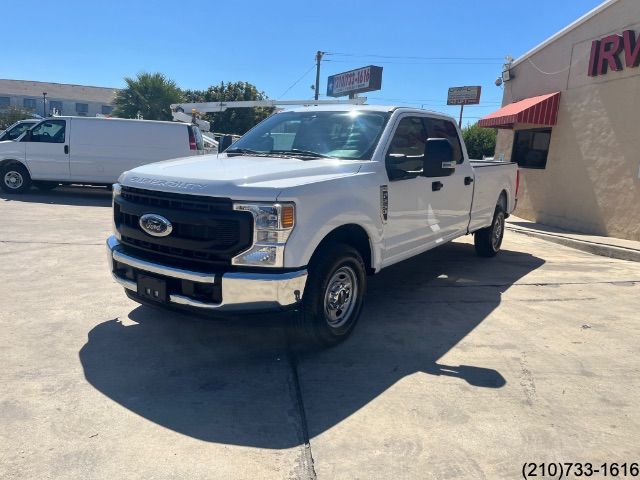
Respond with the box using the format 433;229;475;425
64;145;69;154
432;181;443;191
464;176;474;186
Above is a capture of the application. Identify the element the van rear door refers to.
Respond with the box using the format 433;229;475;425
22;119;70;181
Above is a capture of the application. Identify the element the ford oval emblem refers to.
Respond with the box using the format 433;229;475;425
139;214;173;237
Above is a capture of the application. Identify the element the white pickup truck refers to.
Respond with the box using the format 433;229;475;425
107;105;518;346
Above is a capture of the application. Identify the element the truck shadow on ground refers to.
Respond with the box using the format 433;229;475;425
0;185;112;207
79;241;544;449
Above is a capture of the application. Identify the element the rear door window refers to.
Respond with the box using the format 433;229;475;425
424;117;464;163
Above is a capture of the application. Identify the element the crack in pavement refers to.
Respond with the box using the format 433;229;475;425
285;342;317;480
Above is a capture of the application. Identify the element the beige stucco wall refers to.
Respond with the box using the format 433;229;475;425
493;0;640;241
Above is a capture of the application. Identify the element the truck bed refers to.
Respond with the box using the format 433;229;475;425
468;159;518;233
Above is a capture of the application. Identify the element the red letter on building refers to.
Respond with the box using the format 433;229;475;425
623;30;640;68
588;40;600;76
597;34;624;74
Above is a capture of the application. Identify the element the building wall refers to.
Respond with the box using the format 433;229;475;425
0;79;116;118
494;0;640;241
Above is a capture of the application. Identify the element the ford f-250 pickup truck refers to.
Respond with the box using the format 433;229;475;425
107;105;518;346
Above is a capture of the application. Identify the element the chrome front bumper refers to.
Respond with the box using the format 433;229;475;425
106;236;307;312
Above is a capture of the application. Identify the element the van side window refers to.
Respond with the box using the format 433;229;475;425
385;116;427;181
424;118;464;163
27;120;66;144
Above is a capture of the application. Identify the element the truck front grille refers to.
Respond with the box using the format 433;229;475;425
114;186;253;270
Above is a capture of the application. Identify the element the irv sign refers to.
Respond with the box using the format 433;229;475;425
588;29;640;76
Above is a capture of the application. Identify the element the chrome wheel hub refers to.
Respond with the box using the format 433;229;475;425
324;266;358;328
4;171;23;189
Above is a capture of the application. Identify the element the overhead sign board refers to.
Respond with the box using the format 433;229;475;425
447;86;482;105
327;65;383;97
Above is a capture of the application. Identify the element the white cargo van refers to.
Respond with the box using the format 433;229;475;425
0;116;204;193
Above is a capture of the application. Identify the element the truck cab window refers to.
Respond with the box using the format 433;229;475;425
27;120;66;144
425;118;464;163
386;116;427;180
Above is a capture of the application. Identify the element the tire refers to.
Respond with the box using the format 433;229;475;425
33;181;58;191
0;163;32;194
474;201;506;257
294;243;367;348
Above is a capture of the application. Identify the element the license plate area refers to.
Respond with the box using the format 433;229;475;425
137;274;167;302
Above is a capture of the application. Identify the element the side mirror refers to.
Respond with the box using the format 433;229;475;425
219;135;234;152
422;138;455;177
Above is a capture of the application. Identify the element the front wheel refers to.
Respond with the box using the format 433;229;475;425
0;163;32;194
474;203;506;257
294;244;367;347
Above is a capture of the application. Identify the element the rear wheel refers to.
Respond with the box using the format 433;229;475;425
0;163;31;194
474;199;506;257
33;180;58;191
294;244;367;347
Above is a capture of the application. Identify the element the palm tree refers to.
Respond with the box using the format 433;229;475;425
112;72;183;121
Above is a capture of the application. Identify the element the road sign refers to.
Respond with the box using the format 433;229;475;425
327;65;383;97
447;86;482;105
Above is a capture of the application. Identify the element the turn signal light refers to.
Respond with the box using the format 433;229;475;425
281;205;295;229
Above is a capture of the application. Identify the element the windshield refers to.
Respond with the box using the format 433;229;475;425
228;110;390;160
2;121;35;141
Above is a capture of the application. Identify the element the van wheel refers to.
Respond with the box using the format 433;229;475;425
1;163;32;194
33;181;58;191
294;243;366;348
474;202;506;257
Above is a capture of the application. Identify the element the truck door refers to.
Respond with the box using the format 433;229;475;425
423;117;474;238
23;119;70;180
382;115;436;264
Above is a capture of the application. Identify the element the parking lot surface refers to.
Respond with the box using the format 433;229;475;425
2;187;640;479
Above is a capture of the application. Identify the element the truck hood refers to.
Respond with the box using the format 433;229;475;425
120;153;366;200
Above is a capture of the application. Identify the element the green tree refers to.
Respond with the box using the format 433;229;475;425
0;106;35;130
183;81;273;135
112;72;183;121
462;123;497;159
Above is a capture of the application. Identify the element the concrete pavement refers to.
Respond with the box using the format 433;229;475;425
1;186;640;479
506;215;640;262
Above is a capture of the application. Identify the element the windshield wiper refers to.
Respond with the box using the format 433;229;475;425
269;149;333;159
225;147;270;156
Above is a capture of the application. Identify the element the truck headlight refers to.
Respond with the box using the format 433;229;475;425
112;183;122;240
232;202;295;267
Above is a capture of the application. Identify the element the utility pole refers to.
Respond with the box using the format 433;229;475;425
314;51;324;101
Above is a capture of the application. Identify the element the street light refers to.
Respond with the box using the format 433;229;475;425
42;92;47;117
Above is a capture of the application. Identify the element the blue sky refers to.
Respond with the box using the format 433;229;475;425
6;0;603;124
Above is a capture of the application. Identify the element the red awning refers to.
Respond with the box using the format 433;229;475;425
478;92;561;129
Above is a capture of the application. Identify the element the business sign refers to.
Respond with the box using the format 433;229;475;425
588;29;640;76
327;65;383;97
447;86;482;105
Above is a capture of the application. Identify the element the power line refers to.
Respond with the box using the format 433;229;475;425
278;64;316;99
323;59;501;66
326;52;503;61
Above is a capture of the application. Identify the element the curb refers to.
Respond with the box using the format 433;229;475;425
506;226;640;263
